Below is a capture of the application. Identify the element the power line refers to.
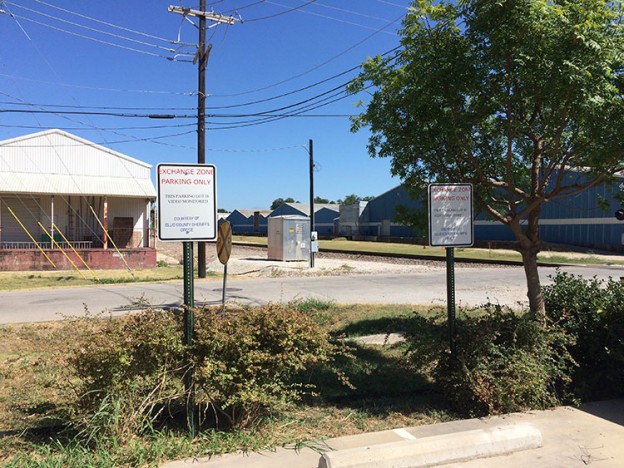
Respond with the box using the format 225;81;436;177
27;0;193;45
7;1;181;53
223;0;266;14
208;21;403;97
264;0;398;35
0;123;197;130
0;129;198;147
6;13;173;59
0;73;194;95
242;0;317;22
0;99;198;112
0;108;196;118
0;65;358;112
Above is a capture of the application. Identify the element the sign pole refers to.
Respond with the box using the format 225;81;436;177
183;241;197;436
216;220;232;307
222;262;227;306
428;183;473;357
157;163;217;438
446;247;457;356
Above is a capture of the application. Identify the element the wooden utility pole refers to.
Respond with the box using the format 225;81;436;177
167;3;239;436
196;0;208;277
309;139;315;268
168;3;238;278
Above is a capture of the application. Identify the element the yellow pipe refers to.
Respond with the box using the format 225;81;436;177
6;206;56;268
38;222;87;280
89;205;135;278
53;224;99;281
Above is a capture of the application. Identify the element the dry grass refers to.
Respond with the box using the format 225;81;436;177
0;265;191;291
0;322;74;435
0;303;454;464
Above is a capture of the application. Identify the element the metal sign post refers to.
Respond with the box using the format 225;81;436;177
446;247;457;355
182;240;196;435
157;163;217;437
428;183;473;356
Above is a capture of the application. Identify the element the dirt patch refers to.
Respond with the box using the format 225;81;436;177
156;241;511;278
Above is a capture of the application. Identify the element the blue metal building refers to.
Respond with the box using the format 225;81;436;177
225;209;269;235
269;203;339;236
359;174;624;250
358;186;423;237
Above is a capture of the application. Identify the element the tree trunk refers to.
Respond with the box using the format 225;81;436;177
520;247;546;321
508;209;546;322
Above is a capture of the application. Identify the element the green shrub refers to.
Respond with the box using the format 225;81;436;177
65;304;341;440
193;304;339;428
403;305;574;417
543;271;624;400
67;310;187;443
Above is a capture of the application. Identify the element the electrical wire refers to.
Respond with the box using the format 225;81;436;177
0;129;198;147
0;73;194;95
29;0;194;45
7;13;172;59
1;3;199;159
224;0;266;14
374;0;411;8
0;123;197;131
264;0;398;35
7;1;181;53
0;46;401;114
208;23;403;97
243;0;317;22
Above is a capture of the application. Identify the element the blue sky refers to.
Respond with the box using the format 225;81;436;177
0;0;410;211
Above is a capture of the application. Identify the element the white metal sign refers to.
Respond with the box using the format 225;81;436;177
428;183;473;247
157;163;217;241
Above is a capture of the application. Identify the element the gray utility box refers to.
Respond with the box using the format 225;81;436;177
267;215;310;261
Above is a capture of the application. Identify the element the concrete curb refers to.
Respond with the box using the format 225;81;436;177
318;423;542;468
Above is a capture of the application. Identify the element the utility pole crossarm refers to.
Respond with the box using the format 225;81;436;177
167;5;238;25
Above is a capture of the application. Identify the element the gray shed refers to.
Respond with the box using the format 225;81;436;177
267;215;310;261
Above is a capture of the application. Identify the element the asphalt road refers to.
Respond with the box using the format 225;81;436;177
1;263;623;324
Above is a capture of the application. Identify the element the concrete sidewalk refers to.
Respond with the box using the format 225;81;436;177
161;399;624;468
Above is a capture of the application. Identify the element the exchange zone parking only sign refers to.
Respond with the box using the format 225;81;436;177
428;183;473;247
157;163;217;241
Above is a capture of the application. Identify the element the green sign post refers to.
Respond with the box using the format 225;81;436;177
182;241;196;435
157;163;217;437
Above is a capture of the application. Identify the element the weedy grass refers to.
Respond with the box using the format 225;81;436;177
0;266;220;291
0;303;454;466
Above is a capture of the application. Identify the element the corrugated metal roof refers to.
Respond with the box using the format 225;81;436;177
284;203;339;215
0;129;156;198
235;209;271;218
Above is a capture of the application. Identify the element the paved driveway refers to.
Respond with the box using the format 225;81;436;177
1;262;622;324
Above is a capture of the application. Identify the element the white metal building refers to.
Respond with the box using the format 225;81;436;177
0;129;156;251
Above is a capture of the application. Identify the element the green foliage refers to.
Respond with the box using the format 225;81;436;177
67;310;186;443
349;0;624;314
192;304;340;429
270;197;298;210
314;196;333;204
294;297;334;314
337;194;361;205
65;305;341;441
543;271;624;400
403;305;574;416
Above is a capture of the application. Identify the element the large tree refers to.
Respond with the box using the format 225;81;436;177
350;0;624;318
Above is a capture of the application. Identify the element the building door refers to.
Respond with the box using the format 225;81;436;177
112;217;134;248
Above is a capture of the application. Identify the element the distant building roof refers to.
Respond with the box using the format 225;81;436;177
232;209;271;218
0;129;156;198
282;202;339;215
